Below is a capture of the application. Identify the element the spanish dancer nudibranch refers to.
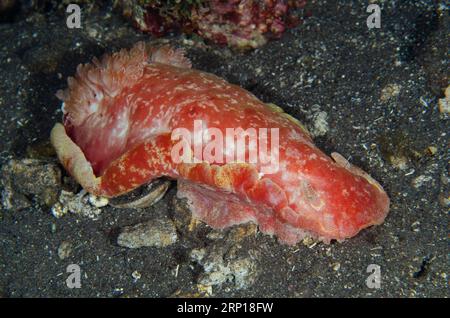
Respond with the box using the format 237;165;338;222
51;42;390;245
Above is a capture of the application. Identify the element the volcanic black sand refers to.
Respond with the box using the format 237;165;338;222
0;0;448;297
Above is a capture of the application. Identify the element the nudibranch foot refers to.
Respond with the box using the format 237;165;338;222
177;180;318;245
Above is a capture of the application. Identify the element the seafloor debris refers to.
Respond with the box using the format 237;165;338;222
57;241;73;260
116;0;306;49
438;85;450;115
171;194;197;236
88;194;109;207
51;190;104;219
380;83;402;102
377;131;423;170
131;270;142;281
438;193;450;208
1;159;62;211
306;105;329;138
117;217;178;248
190;242;259;291
411;175;434;189
171;194;259;293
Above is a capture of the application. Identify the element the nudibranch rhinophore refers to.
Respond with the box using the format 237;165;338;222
51;42;389;245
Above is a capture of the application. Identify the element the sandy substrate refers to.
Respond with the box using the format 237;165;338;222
0;0;448;297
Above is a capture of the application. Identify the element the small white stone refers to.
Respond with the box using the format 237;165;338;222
332;262;341;271
132;271;141;281
438;85;450;114
88;194;109;207
51;202;68;218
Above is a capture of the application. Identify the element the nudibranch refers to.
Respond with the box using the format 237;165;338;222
51;42;389;244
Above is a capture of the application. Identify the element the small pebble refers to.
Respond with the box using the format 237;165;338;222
88;194;109;207
331;262;341;271
380;83;401;102
438;85;449;114
58;241;72;260
117;217;177;248
132;270;141;281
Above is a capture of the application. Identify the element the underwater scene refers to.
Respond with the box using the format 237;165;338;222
0;0;448;300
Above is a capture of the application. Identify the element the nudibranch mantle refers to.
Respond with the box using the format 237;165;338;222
51;42;390;245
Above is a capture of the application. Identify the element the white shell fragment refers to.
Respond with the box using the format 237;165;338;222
88;194;109;207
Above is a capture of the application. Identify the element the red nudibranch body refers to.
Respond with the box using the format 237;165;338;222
51;42;389;245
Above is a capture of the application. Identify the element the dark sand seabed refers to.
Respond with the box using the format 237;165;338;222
0;0;448;297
